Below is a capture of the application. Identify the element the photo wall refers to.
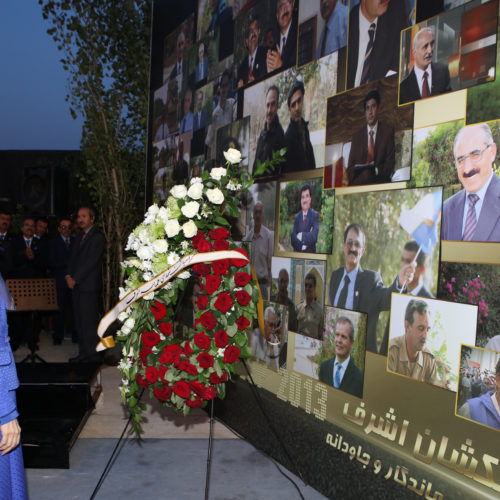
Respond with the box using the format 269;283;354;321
148;1;500;498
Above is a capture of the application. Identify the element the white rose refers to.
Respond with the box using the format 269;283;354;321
137;245;153;261
170;184;187;199
167;252;180;266
138;228;149;244
223;148;241;164
165;219;180;237
152;239;168;253
143;272;153;281
210;167;227;181
121;318;135;334
182;220;198;238
143;291;155;300
118;311;128;322
158;206;169;222
125;233;135;251
190;177;202;185
178;271;191;279
181;201;200;218
147;204;159;216
206;188;224;205
187;182;203;200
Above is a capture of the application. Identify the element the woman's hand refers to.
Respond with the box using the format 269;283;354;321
0;418;21;455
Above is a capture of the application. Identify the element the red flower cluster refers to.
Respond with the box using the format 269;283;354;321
214;292;233;313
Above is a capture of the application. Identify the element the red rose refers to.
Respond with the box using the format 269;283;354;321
183;362;198;376
186;397;203;408
197;294;209;310
211;259;230;276
150;300;166;320
159;365;169;381
165;344;182;354
209;227;229;240
189;380;206;396
197;352;214;369
214;292;233;314
145;366;158;384
139;346;152;365
209;372;228;384
183;340;193;356
192;230;204;248
173;380;191;399
198;238;211;253
231;248;248;268
224;345;241;363
213;239;230;251
158;321;173;336
153;385;172;402
203;385;217;400
235;315;250;331
194;332;211;350
200;311;217;330
141;331;160;348
193;263;211;276
214;329;229;348
235;290;251;306
205;275;221;295
136;374;148;388
159;344;181;364
234;272;251;286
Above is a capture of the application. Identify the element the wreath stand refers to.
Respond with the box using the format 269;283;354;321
6;278;58;363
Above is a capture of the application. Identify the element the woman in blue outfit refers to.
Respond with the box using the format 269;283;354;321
0;274;27;499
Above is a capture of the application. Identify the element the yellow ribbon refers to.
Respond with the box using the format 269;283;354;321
96;250;264;351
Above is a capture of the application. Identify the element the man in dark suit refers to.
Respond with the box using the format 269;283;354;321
442;124;500;242
379;240;434;355
347;0;409;89
195;42;208;84
48;217;75;345
66;207;105;362
283;81;316;174
266;0;297;73
291;184;319;253
319;316;363;398
328;223;414;352
0;210;14;278
347;89;395;185
399;27;451;105
237;16;268;88
169;31;187;87
193;90;207;131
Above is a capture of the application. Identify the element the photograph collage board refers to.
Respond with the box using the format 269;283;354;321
149;1;500;497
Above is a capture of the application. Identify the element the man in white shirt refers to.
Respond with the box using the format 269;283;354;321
266;0;297;72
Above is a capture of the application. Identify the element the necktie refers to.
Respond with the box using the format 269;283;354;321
422;71;430;98
360;23;376;84
65;238;70;248
248;56;253;81
367;130;375;164
303;213;307;229
463;194;479;241
336;275;350;308
281;36;286;55
334;363;342;388
320;26;328;57
26;239;31;247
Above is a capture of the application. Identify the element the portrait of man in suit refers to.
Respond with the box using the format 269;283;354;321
195;42;208;84
316;0;348;60
237;15;268;88
193;90;207;132
296;272;324;339
319;316;364;398
328;223;414;352
291;184;319;253
399;27;452;105
169;30;187;89
442;124;500;242
253;85;285;176
179;87;194;138
266;0;297;73
347;89;395;185
66;207;105;363
347;0;410;89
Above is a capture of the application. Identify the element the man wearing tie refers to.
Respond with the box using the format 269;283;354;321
316;0;348;59
195;42;208;84
0;210;14;278
328;223;414;352
319;316;363;398
291;184;319;253
169;31;187;90
193;90;207;131
266;0;297;72
442;124;500;242
66;207;105;363
399;27;451;105
347;89;395;185
48;218;75;345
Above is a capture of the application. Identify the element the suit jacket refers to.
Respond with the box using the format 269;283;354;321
193;109;207;131
67;226;105;293
280;16;298;69
11;235;47;278
253;115;285;175
169;58;187;81
319;357;363;398
329;267;401;352
347;2;409;89
441;173;500;242
347;121;395;185
237;46;268;86
48;235;75;285
291;209;319;253
195;57;208;83
399;62;451;105
283;118;316;174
